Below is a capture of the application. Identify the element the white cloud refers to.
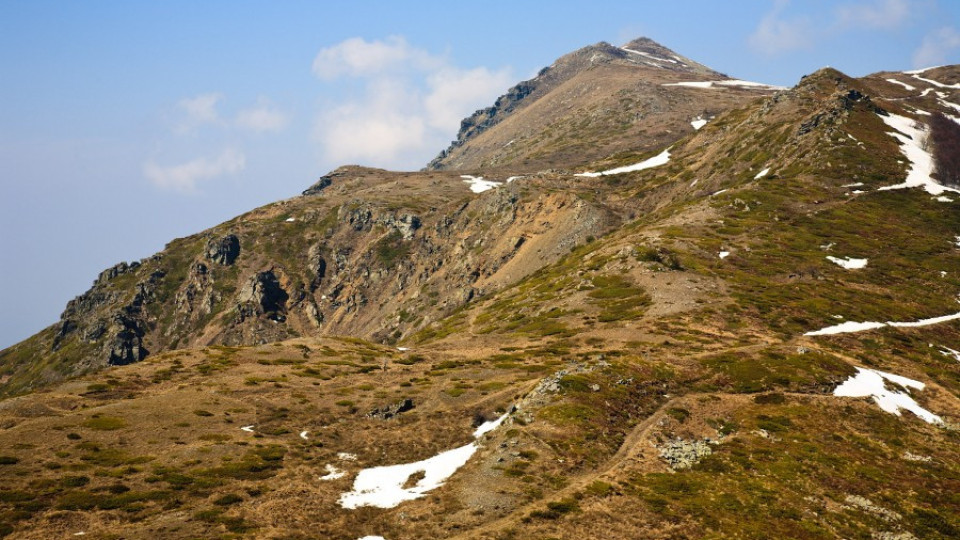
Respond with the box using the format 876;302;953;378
312;36;443;80
143;148;245;192
749;0;813;56
175;93;223;132
235;98;288;133
913;26;960;68
312;37;512;170
834;0;910;30
424;67;512;131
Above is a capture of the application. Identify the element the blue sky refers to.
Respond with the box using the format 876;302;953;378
2;0;959;348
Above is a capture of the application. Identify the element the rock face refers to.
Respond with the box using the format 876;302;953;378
658;438;714;469
237;271;288;321
206;235;240;265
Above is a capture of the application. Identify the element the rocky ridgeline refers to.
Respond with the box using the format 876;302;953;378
1;168;612;390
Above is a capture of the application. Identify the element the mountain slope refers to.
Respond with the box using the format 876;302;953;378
426;37;781;173
1;40;960;540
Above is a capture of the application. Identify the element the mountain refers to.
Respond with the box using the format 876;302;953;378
426;37;782;172
1;39;959;540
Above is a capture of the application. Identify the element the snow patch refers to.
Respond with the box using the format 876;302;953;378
396;347;410;352
826;256;868;269
691;117;708;130
339;412;509;509
285;217;296;222
936;196;954;202
911;74;960;89
505;176;523;183
876;112;960;195
903;66;944;74
320;464;346;481
621;48;678;65
357;536;387;540
718;251;730;259
460;175;502;194
885;78;916;91
240;425;255;433
940;346;960;362
805;321;887;336
805;311;960;336
754;168;770;179
338;452;358;461
888;311;960;328
663;80;785;91
842;182;864;188
574;148;670;177
300;431;309;440
834;367;942;424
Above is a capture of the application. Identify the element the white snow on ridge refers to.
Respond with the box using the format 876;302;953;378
358;536;387;540
691;117;708;130
664;80;785;91
911;74;960;89
903;66;944;74
621;47;679;65
575;148;670;177
805;311;960;336
826;256;868;269
886;78;916;90
834;367;942;424
754;168;770;179
339;412;510;509
876;112;960;196
461;175;503;194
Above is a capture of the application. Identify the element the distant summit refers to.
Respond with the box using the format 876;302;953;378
425;37;769;172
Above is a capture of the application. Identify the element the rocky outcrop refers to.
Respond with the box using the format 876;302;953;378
367;398;414;420
426;80;539;170
206;235;240;265
174;262;218;316
302;175;332;196
658;438;714;469
107;312;148;365
96;261;140;285
237;271;288;321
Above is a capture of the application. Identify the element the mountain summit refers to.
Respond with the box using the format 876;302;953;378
1;38;960;539
425;37;776;172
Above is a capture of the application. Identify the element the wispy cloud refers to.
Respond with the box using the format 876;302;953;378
749;0;813;56
235;98;288;133
175;92;223;132
312;36;443;80
834;0;910;30
912;26;960;68
143;148;246;192
311;36;512;169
